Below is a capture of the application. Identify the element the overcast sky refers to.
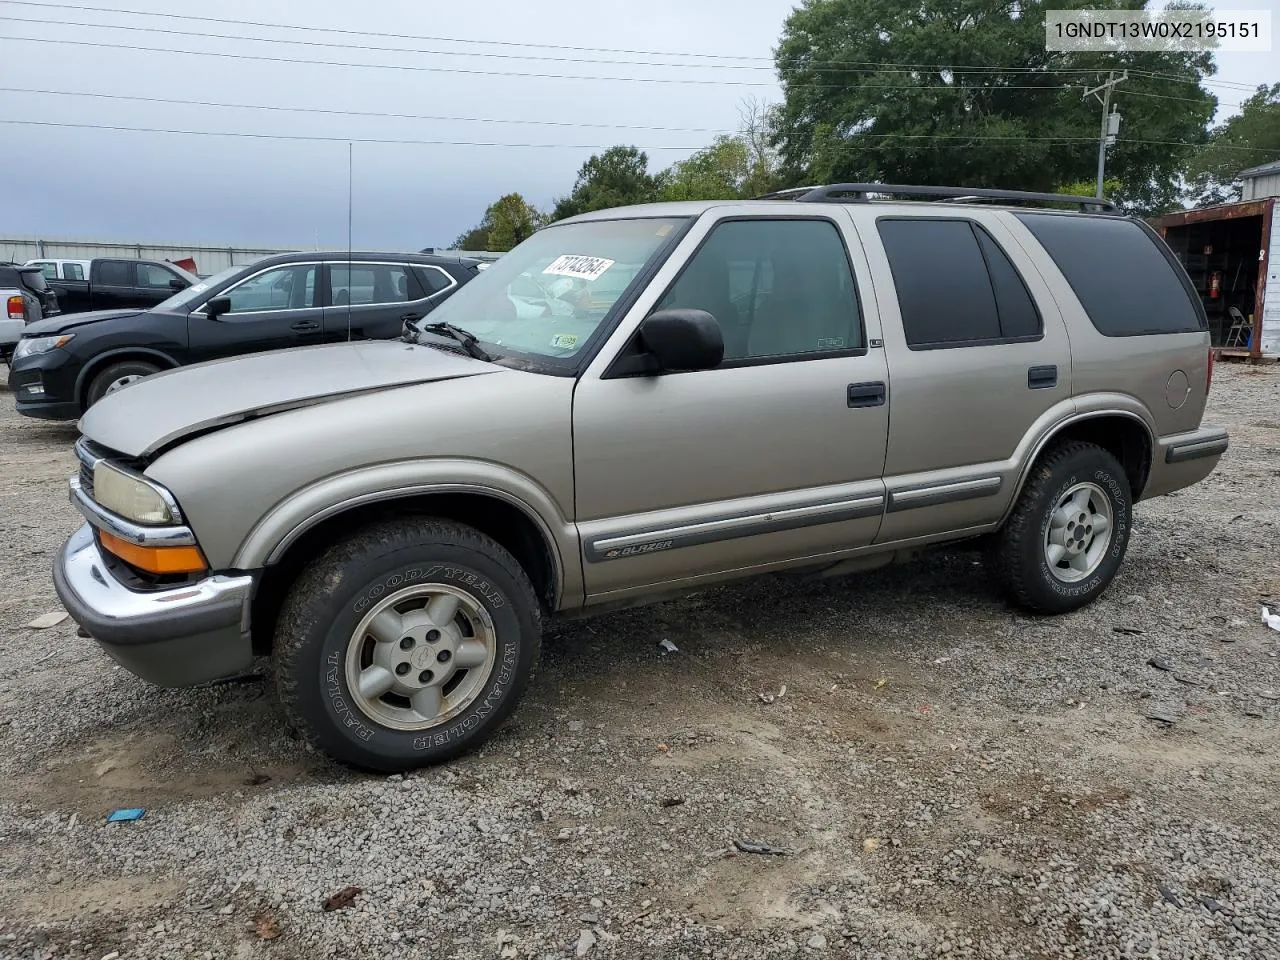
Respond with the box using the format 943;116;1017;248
2;0;1276;252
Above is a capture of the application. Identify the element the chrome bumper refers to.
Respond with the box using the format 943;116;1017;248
54;523;255;687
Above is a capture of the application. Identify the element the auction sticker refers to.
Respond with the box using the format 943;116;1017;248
543;255;614;281
550;333;579;349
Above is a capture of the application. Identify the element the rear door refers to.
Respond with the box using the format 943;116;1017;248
90;260;137;310
320;261;430;341
846;207;1073;543
186;261;323;362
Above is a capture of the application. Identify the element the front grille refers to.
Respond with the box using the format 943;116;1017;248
79;460;94;498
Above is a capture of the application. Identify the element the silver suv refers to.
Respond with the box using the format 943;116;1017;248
53;185;1228;771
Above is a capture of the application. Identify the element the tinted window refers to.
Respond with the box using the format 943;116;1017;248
330;263;411;306
224;264;317;313
138;263;179;289
1015;214;1203;336
63;262;84;281
975;228;1042;340
414;265;455;296
878;219;1002;347
96;261;132;286
657;218;862;361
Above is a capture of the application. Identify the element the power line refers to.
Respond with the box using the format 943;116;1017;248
0;0;1257;92
4;118;1270;153
0;34;1174;94
0;87;738;134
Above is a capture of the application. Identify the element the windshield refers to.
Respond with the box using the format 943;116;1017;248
151;264;244;312
416;217;687;361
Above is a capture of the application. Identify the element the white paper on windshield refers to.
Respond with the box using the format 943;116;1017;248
543;255;614;282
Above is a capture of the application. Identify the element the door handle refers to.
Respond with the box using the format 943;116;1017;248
847;381;886;408
1027;365;1058;390
291;320;320;332
400;312;420;322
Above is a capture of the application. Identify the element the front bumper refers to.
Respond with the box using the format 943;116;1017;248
8;349;82;419
54;523;255;687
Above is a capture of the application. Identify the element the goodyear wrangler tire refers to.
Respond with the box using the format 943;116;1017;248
275;518;541;772
994;441;1132;615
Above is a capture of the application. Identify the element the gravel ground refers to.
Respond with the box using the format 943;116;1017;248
0;363;1277;960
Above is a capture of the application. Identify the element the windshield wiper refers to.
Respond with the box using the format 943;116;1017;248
417;321;493;362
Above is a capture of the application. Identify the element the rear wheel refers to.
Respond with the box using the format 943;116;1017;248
85;360;161;407
994;441;1131;614
274;518;541;771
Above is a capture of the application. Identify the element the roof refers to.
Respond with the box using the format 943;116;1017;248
1239;159;1280;179
246;250;475;269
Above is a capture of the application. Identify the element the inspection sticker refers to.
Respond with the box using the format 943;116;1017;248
550;333;579;349
543;255;614;281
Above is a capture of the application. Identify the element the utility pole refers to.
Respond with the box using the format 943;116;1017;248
1083;71;1127;199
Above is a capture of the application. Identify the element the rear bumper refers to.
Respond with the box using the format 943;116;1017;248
1143;425;1229;500
54;523;255;687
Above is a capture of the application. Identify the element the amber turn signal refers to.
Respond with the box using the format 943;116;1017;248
99;530;208;575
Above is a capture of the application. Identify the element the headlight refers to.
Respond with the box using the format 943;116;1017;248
93;461;177;525
13;334;73;361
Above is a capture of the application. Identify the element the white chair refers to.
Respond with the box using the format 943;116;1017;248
1225;306;1252;348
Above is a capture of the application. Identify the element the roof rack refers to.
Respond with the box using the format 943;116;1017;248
755;183;1116;213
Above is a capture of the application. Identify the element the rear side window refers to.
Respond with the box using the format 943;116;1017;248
877;218;1042;349
1015;213;1204;336
35;262;57;280
63;262;84;280
413;265;455;296
96;261;132;286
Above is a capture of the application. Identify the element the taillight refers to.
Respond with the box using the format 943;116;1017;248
6;295;23;320
1206;347;1214;393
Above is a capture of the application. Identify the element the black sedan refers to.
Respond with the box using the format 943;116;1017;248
7;251;480;420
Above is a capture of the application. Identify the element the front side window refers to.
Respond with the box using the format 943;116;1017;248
224;264;317;314
137;263;180;289
97;261;132;286
656;218;863;361
417;217;686;360
877;218;1042;349
63;262;84;281
329;263;412;306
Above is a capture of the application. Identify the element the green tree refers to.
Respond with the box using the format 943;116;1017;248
454;193;542;252
772;0;1217;216
550;146;659;221
1056;177;1124;198
657;136;752;201
1187;83;1280;205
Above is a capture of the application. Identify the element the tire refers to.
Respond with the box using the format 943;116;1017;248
994;441;1132;615
85;360;161;407
274;518;541;772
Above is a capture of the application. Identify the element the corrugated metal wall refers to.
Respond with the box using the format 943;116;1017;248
0;236;305;276
1261;211;1280;358
1242;173;1280;202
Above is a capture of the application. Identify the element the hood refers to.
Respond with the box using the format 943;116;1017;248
22;308;146;336
79;339;499;458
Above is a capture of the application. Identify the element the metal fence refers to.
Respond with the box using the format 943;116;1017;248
0;236;306;276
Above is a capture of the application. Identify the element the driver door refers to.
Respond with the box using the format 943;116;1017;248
186;262;323;363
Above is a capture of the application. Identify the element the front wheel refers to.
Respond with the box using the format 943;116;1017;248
85;360;161;408
274;519;542;771
994;441;1132;614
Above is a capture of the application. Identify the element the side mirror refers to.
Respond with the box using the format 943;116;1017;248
638;309;723;372
169;278;187;291
206;296;232;319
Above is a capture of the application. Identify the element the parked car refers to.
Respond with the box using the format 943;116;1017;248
0;262;59;364
7;251;480;419
27;257;199;315
26;258;93;283
52;185;1226;773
